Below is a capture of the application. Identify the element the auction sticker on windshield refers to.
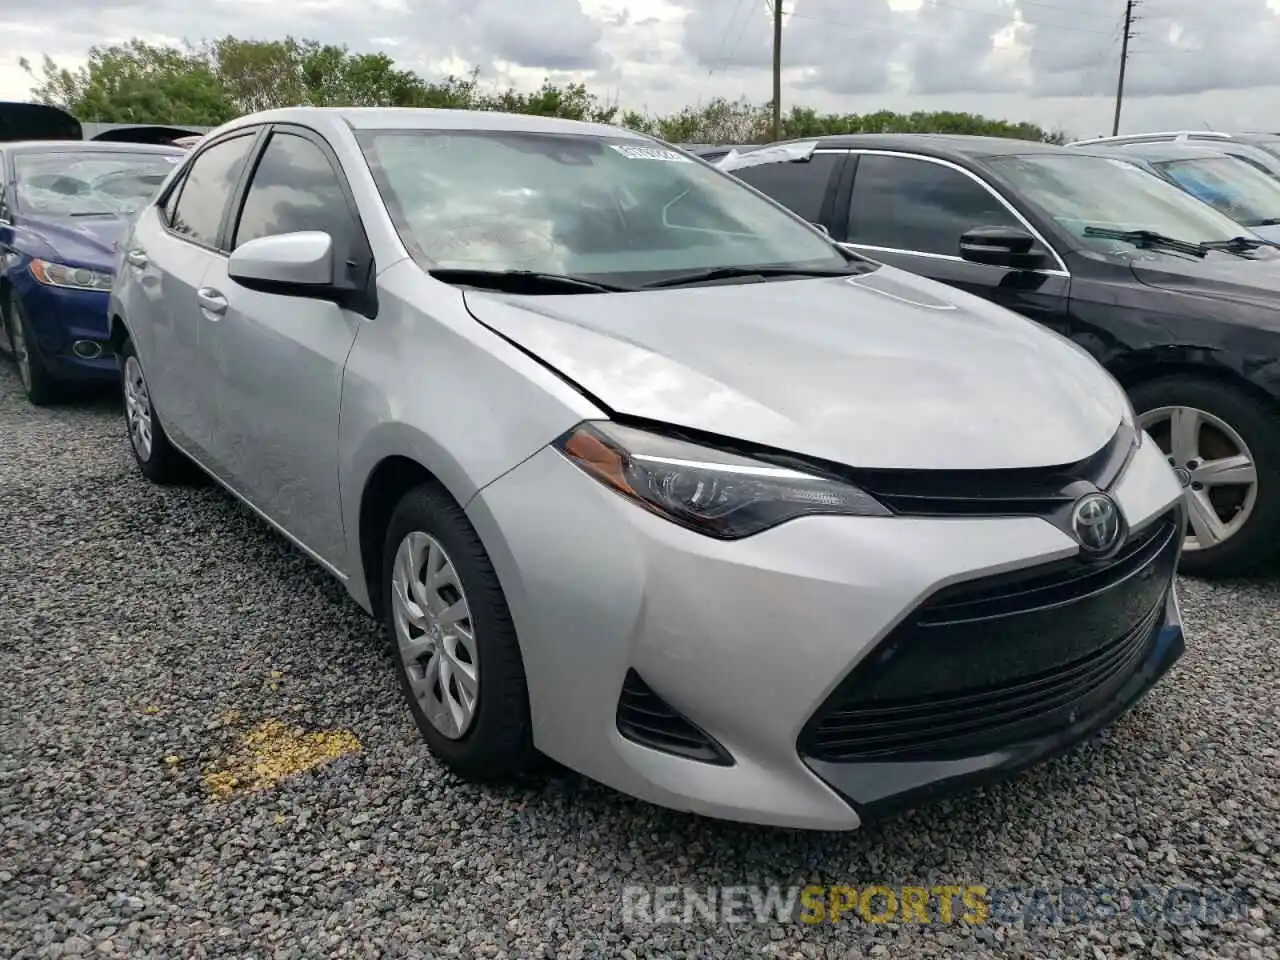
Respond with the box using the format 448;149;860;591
610;144;692;162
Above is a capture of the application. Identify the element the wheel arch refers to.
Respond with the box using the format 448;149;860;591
108;313;130;353
1109;350;1280;415
355;448;484;621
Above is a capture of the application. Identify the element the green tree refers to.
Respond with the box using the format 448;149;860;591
21;35;1068;144
21;41;238;125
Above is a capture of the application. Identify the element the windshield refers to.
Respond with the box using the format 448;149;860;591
985;153;1256;253
355;130;848;283
14;151;182;217
1153;156;1280;226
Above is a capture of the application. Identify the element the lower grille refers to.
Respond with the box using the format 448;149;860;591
798;508;1180;763
616;670;733;765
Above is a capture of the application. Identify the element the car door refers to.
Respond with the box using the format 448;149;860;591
134;130;260;457
196;124;369;568
729;149;848;234
834;151;1072;337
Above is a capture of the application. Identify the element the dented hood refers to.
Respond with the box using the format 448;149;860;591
461;264;1129;471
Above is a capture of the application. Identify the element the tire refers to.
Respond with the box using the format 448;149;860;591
1130;373;1280;577
381;482;535;782
119;336;192;485
7;291;63;407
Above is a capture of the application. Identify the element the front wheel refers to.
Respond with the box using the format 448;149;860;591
1131;374;1280;577
381;482;534;782
7;291;63;406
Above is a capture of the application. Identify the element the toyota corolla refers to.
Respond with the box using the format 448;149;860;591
107;108;1188;829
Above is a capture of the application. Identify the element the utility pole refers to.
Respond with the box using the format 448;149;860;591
1111;0;1138;136
771;0;783;141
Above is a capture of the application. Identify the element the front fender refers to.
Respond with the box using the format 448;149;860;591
335;260;606;610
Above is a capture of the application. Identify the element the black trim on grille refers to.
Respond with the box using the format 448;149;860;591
616;669;734;766
842;421;1138;517
797;506;1181;765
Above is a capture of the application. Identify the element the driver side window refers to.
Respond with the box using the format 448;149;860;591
230;131;363;275
847;154;1030;258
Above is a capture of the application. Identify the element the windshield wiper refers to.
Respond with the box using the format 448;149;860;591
1200;235;1280;252
69;211;117;218
1082;227;1208;257
428;268;633;294
640;265;857;289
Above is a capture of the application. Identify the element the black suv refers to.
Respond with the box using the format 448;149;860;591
721;133;1280;577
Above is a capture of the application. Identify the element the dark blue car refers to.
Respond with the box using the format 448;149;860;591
0;140;186;404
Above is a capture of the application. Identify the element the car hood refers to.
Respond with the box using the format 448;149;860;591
15;214;126;271
461;266;1128;471
1127;247;1280;317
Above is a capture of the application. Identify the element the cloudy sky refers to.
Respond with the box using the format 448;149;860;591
2;0;1279;140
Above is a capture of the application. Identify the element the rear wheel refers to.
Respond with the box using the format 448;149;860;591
7;291;62;407
1131;374;1280;577
120;337;191;484
381;482;534;782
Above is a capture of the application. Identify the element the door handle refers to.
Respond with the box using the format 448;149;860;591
126;249;147;269
196;287;228;317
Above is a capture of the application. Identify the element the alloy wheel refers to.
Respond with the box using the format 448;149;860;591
123;355;154;461
1138;404;1259;553
391;531;479;739
11;314;32;392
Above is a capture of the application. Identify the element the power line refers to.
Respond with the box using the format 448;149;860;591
1112;0;1140;135
706;0;756;74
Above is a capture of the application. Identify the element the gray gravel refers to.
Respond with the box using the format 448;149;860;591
1;359;1278;960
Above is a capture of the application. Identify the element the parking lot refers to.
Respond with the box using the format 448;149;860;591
1;357;1277;959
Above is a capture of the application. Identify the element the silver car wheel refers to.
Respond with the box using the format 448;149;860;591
391;531;479;739
123;355;154;462
11;313;32;392
1139;404;1259;553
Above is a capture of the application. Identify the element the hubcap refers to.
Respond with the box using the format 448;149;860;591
11;315;31;391
390;531;479;739
123;355;154;461
1138;405;1259;553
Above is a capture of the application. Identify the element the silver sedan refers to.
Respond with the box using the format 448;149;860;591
108;107;1188;830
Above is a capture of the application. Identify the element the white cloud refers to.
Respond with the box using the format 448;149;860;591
1;0;1279;140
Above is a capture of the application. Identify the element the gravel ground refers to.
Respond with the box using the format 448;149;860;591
1;359;1278;960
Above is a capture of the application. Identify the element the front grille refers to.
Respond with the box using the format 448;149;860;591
836;421;1138;517
798;508;1180;763
616;669;733;765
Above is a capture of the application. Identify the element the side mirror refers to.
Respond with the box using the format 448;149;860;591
959;226;1047;269
228;231;334;290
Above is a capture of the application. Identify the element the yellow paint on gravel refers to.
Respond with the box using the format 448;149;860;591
203;719;361;800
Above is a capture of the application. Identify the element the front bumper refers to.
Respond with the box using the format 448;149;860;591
11;272;117;383
466;434;1186;831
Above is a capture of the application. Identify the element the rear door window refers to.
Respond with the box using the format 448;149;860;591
168;134;257;248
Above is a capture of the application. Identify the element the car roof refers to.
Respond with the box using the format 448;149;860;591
209;106;649;142
3;139;186;156
771;133;1074;160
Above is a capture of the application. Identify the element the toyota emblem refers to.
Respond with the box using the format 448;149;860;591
1070;492;1124;556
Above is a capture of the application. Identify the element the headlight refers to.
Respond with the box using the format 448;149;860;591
554;421;891;539
28;259;113;291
